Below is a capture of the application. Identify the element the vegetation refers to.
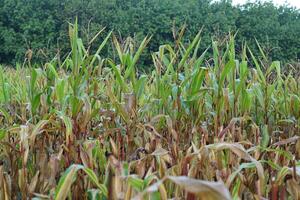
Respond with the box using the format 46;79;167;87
0;0;299;65
0;20;299;200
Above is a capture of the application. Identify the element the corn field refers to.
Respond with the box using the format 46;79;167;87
0;21;299;200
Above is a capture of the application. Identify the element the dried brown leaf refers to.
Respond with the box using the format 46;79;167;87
168;176;231;200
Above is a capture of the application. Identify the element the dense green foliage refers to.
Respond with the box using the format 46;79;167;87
0;0;299;65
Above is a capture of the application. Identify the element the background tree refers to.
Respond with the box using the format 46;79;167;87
0;0;299;65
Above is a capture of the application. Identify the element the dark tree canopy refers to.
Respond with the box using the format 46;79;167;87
0;0;299;65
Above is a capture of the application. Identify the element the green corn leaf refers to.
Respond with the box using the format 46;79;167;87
108;60;128;92
178;31;201;70
261;125;270;149
31;93;42;115
134;75;147;98
90;31;112;68
212;41;219;70
83;168;108;197
128;176;145;192
0;129;6;140
247;47;266;84
220;59;235;86
0;66;9;102
56;78;66;105
124;36;151;80
255;38;267;63
55;164;84;200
